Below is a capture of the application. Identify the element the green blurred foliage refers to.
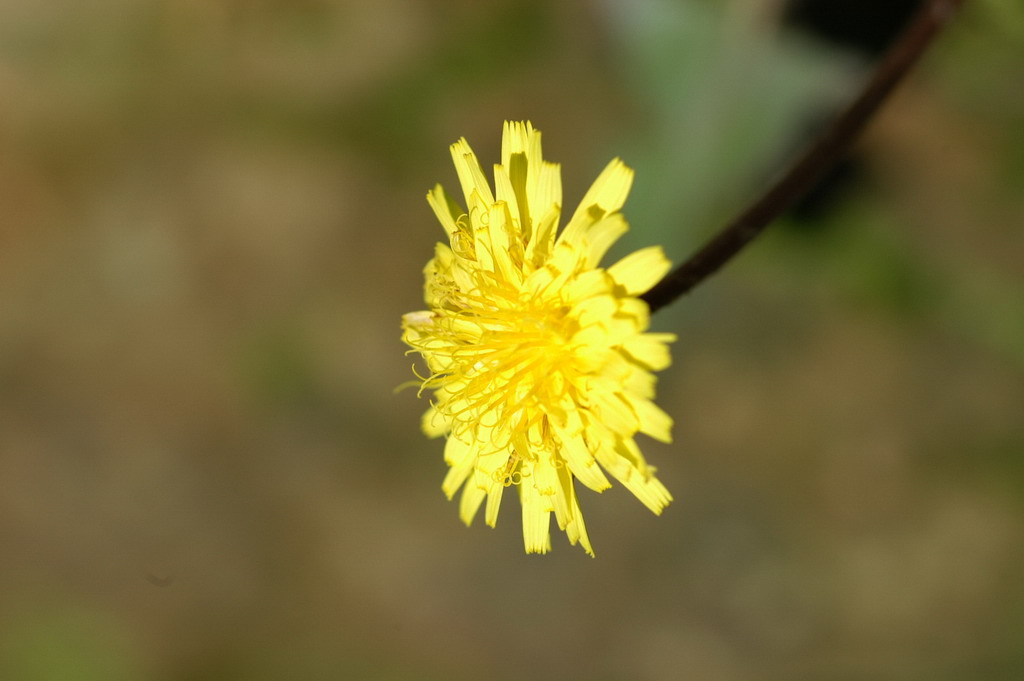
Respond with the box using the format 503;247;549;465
606;0;852;258
0;606;141;681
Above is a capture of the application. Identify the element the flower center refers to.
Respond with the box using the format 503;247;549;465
429;292;582;444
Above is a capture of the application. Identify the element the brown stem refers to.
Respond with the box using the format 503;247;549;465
641;0;967;313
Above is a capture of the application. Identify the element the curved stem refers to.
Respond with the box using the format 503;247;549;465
641;0;967;313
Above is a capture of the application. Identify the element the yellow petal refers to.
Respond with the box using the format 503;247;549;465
588;391;639;436
528;161;562;231
616;438;673;513
557;466;594;557
493;164;522;231
484;479;505;528
615;297;651;330
444;434;473;466
501;120;540;170
421;406;450;438
584;213;629;267
564;269;611;303
592;436;673;515
502;122;542;232
486;201;519;284
442;440;475;499
622;333;676;371
525;208;560;266
530;455;560;498
575;294;617;330
624;394;674;443
554;418;611;492
608;246;671;294
450;138;494;208
426;184;465;237
548;466;571;531
560;158;633;246
520;484;552;554
459;479;487;526
621;364;657;399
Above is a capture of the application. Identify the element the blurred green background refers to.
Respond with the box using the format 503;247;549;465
1;1;1022;679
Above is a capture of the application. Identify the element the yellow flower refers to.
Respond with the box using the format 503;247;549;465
402;121;675;556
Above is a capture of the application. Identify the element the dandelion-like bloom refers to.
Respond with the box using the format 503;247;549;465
402;121;675;555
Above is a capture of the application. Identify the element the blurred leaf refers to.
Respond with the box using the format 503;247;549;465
238;325;320;407
982;0;1024;40
325;0;555;176
601;0;853;259
768;200;1024;370
0;607;139;681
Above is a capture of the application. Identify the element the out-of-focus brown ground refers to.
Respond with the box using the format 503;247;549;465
0;1;1021;680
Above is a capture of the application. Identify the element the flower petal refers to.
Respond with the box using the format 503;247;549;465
608;246;671;294
442;437;475;499
584;213;629;267
554;416;611;492
459;479;487;526
426;184;465;238
484;478;505;528
450;138;494;208
421;406;449;438
560;158;633;246
557;465;594;557
622;333;676;371
624;394;674;443
529;161;562;231
520;483;552;554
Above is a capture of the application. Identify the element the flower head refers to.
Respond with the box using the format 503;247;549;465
403;122;675;555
